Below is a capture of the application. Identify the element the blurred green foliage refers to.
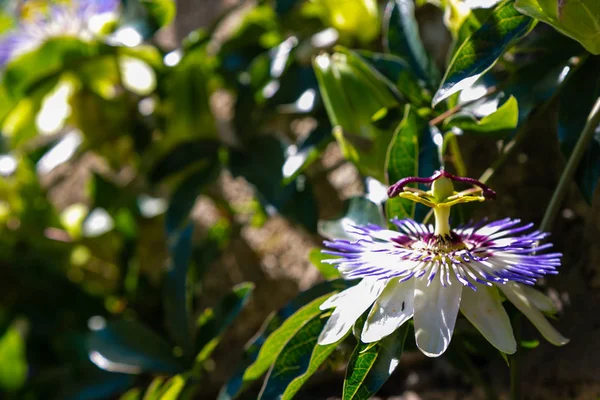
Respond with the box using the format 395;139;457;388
0;0;598;399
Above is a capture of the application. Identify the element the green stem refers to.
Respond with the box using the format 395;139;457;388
540;97;600;232
510;315;522;400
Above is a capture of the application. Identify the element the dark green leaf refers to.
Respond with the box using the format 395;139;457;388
318;196;386;239
433;1;536;106
218;280;356;400
120;0;175;40
383;0;439;87
229;136;318;231
356;50;430;106
149;140;221;183
259;311;338;400
196;282;254;363
87;320;184;375
385;105;418;220
163;224;194;359
342;324;409;400
385;105;441;221
243;294;332;382
165;161;221;236
558;57;600;204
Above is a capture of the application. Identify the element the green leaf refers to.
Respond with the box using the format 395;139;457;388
355;50;430;107
515;0;600;54
165;161;221;236
444;95;519;135
383;0;440;87
3;37;108;100
432;1;536;106
162;48;217;144
385;105;419;220
141;0;176;28
318;196;386;240
229;136;318;231
149;140;221;183
309;248;342;280
196;282;255;364
163;224;194;360
282;124;333;185
313;50;400;181
557;57;600;204
87;319;184;375
342;324;409;400
259;312;338;400
0;323;27;391
242;294;333;382
219;280;356;400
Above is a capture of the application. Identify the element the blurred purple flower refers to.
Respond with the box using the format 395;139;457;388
0;0;120;66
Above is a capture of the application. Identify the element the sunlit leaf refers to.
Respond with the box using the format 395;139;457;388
0;323;27;390
259;311;338;400
515;0;600;54
444;95;519;135
433;1;536;106
342;324;409;400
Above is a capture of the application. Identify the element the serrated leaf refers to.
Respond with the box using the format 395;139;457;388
196;282;255;364
87;320;184;375
433;1;536;106
557;57;600;204
383;0;440;87
259;312;338;400
318;196;386;240
444;95;519;135
342;324;409;400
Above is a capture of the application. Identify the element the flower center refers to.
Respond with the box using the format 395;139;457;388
388;170;496;237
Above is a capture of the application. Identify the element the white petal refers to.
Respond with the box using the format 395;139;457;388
500;283;569;346
320;289;350;310
318;278;387;345
461;285;516;354
413;275;463;357
362;279;415;343
519;285;557;314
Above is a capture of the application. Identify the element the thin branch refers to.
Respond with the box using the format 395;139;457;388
540;97;600;232
429;85;499;127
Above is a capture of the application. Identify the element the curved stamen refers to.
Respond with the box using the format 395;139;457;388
387;169;497;200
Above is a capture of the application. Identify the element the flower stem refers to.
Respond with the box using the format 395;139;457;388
540;97;600;233
510;315;522;400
